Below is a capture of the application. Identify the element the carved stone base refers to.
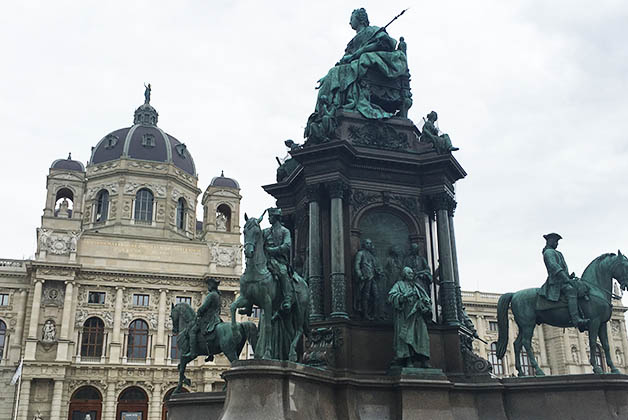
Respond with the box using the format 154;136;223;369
168;361;628;420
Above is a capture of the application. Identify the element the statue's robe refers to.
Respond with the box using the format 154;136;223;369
539;247;569;302
388;280;431;360
420;120;454;153
316;26;407;119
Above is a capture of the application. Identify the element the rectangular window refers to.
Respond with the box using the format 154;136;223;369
489;321;499;332
133;294;150;306
170;335;180;360
88;291;106;304
0;294;8;306
176;296;192;305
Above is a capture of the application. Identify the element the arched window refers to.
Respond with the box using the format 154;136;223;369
0;320;6;360
81;317;105;358
95;190;109;223
519;347;533;376
54;187;74;218
69;386;102;420
127;319;149;360
117;387;148;420
216;204;231;232
134;189;153;224
488;342;504;375
176;198;186;230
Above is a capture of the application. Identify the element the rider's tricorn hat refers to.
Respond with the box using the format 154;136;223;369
543;233;563;241
268;208;282;217
204;276;220;287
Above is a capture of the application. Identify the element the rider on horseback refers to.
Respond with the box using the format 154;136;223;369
263;208;295;311
183;276;223;359
538;233;590;332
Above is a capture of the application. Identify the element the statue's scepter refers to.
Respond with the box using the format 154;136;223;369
365;8;410;45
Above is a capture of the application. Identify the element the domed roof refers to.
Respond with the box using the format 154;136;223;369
88;89;196;176
51;153;85;172
210;171;240;189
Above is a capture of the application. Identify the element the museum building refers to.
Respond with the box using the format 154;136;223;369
0;96;245;420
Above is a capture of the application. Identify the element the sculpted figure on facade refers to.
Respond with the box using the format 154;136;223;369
388;267;432;368
42;319;56;342
216;212;228;231
354;238;383;320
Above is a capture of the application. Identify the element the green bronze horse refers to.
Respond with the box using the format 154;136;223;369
497;251;628;376
170;302;258;393
230;213;310;361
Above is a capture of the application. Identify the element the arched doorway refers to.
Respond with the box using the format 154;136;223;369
162;387;188;420
68;386;102;420
116;387;148;420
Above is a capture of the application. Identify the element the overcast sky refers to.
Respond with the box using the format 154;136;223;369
1;1;627;297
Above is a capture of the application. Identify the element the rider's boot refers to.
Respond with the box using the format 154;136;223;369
568;293;589;332
183;331;200;358
281;275;293;311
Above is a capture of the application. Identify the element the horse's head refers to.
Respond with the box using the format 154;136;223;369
243;212;263;259
614;250;628;291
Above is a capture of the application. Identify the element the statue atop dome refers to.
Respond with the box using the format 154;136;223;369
144;83;151;104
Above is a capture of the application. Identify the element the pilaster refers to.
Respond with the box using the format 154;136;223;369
50;379;64;420
25;279;44;360
109;286;124;363
306;184;324;321
16;379;31;420
56;281;75;361
155;289;167;364
327;181;349;319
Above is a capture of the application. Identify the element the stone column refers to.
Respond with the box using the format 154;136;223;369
153;289;167;364
9;289;28;362
448;211;465;323
149;383;162;419
56;281;75;361
16;379;31;420
103;383;116;420
328;181;348;319
50;379;64;420
431;193;458;325
25;279;44;360
109;287;124;363
307;185;323;321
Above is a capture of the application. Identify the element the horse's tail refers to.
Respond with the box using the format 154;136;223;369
496;292;514;359
241;321;258;355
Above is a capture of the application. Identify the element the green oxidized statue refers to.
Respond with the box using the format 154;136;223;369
404;243;433;293
420;111;459;154
170;276;258;393
496;234;628;375
354;238;383;320
388;267;432;368
538;233;590;331
305;8;411;145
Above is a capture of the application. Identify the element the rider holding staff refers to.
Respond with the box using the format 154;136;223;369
538;233;590;332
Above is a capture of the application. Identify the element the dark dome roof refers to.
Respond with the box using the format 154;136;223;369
51;154;85;172
210;171;240;189
88;101;196;175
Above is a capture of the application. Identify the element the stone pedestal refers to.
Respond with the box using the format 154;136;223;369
167;360;628;420
167;392;226;420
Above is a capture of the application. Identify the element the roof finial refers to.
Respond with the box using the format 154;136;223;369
144;83;151;104
67;152;72;160
221;170;224;177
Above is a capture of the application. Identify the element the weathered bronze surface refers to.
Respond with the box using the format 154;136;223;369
497;236;628;376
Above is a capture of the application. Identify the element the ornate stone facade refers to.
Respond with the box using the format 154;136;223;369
0;97;246;420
